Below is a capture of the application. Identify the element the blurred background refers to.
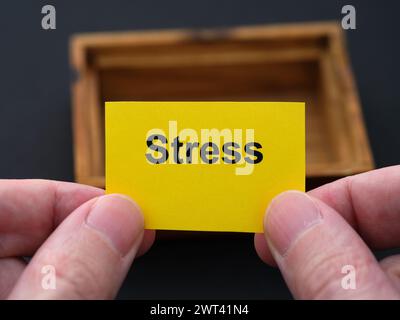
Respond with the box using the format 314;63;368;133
0;0;399;299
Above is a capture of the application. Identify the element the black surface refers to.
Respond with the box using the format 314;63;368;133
0;0;399;299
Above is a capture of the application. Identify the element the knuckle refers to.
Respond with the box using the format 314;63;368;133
39;248;111;299
56;258;101;299
292;247;373;299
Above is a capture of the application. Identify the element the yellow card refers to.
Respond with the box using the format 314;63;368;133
106;102;304;233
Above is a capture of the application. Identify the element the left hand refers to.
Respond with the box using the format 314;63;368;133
0;180;155;299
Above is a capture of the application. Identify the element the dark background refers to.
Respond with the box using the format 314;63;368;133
0;0;399;299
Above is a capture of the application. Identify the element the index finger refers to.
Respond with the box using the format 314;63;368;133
309;165;400;249
0;179;104;257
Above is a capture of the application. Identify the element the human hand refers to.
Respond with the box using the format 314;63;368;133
0;180;155;299
254;165;400;299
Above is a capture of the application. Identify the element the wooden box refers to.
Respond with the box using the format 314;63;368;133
70;22;374;188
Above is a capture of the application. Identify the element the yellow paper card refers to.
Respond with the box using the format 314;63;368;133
106;101;305;233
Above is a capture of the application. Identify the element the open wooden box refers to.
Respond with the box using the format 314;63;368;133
70;22;373;188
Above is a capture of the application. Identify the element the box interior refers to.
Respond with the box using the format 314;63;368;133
78;33;357;183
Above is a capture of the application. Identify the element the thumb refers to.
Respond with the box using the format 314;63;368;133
9;194;146;299
264;191;399;299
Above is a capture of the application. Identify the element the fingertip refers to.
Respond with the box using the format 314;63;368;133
104;194;144;216
254;233;277;266
136;230;156;257
264;191;322;256
86;194;145;256
100;194;156;258
379;255;400;292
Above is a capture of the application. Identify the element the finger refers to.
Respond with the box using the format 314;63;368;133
0;179;103;257
8;194;145;299
255;165;400;267
309;165;400;248
136;230;156;257
264;191;400;299
0;258;26;299
254;233;276;266
380;255;400;292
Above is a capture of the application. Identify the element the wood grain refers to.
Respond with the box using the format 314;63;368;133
70;22;374;188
